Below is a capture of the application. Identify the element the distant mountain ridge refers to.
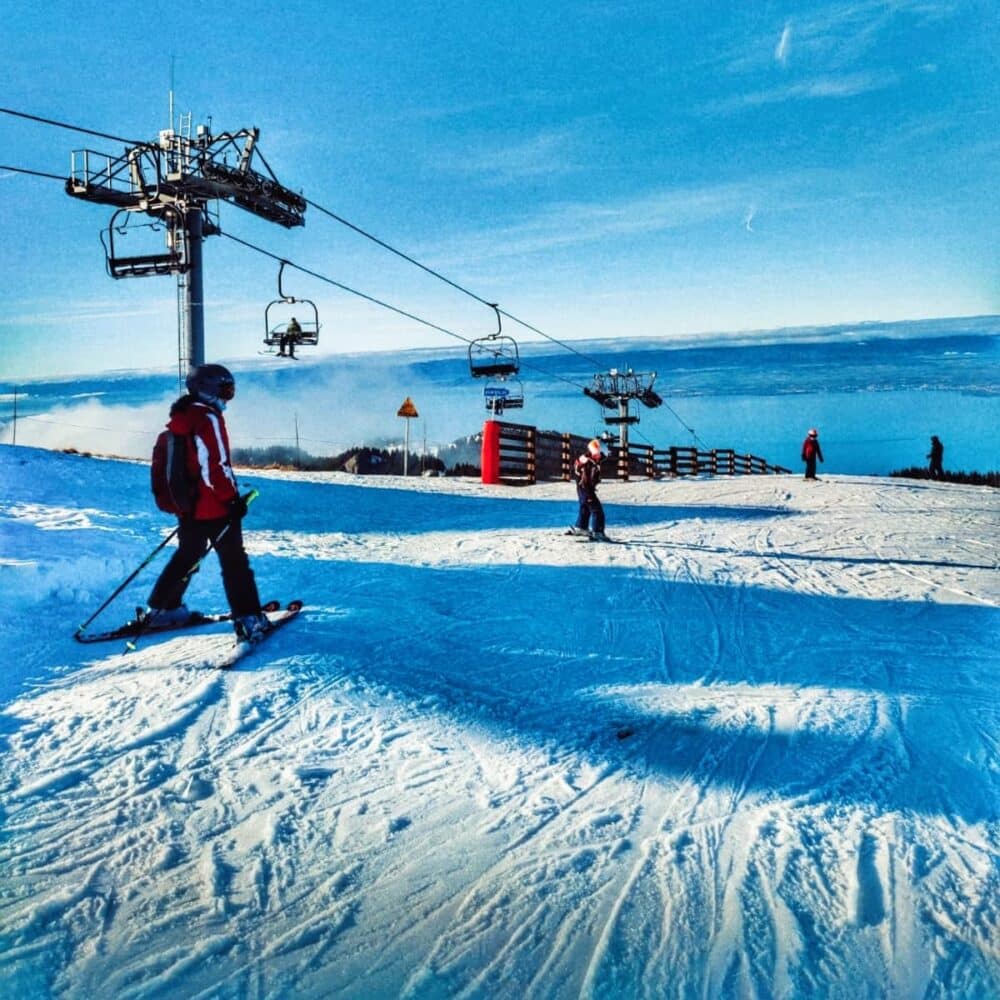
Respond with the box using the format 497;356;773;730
517;313;998;358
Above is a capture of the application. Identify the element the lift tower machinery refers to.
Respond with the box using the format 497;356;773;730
66;120;305;371
584;369;663;478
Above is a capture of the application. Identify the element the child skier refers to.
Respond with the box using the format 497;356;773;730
801;428;824;480
567;438;608;541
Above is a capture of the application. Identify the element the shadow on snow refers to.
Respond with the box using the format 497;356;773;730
282;559;999;825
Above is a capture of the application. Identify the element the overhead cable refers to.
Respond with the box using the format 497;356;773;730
0;104;704;439
304;195;607;369
221;231;477;348
0;163;67;181
220;231;587;391
0;107;143;147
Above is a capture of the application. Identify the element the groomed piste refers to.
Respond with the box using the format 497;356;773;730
1;445;998;998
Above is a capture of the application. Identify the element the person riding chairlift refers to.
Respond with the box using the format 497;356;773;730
279;317;302;358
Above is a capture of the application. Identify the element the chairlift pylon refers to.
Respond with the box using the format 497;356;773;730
263;260;320;353
469;303;520;378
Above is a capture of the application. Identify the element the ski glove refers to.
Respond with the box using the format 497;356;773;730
229;494;250;520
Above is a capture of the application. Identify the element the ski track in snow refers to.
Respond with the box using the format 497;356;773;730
1;450;998;998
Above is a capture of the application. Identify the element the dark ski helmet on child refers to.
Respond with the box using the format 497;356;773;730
186;364;236;405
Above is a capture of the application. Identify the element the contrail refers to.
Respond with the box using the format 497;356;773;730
776;23;792;64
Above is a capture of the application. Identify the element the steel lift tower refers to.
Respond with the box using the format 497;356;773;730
584;368;663;478
66;119;305;371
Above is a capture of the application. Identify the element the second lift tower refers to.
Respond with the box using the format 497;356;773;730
584;368;663;479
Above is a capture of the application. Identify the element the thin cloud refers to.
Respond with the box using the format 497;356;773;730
0;300;176;328
728;1;953;75
418;167;875;269
405;90;563;122
437;127;583;183
705;71;898;113
424;182;756;263
775;23;793;65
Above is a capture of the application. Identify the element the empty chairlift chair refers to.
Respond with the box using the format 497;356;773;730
469;304;520;379
100;208;188;279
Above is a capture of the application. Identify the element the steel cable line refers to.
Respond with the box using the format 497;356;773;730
0;105;705;441
0;154;589;394
0;107;144;147
0;163;67;181
2;156;705;441
655;402;705;448
300;197;711;439
0;107;620;373
1;106;611;370
219;231;589;391
302;195;608;369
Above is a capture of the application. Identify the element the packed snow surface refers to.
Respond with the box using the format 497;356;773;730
1;445;998;998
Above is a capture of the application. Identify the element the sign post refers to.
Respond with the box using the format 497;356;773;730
397;396;419;476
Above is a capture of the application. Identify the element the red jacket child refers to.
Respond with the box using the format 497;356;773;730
801;428;824;480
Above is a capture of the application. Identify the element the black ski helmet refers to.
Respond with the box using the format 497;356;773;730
186;364;236;404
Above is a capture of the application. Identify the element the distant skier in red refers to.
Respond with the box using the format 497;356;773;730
801;428;824;480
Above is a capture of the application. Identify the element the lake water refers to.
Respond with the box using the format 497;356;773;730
2;324;998;476
415;328;1000;475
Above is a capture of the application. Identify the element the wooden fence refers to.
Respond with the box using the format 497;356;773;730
489;421;790;485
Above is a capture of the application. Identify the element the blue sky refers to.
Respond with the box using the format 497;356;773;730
1;0;997;380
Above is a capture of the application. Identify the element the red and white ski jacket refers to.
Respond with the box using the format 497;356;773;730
166;398;240;520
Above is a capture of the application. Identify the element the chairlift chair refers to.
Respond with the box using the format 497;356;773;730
100;208;187;279
263;261;321;351
263;304;320;350
483;377;524;415
469;303;520;378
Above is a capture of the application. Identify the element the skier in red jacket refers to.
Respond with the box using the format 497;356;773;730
145;364;270;642
801;428;824;480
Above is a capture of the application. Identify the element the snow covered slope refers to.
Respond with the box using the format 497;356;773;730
1;445;998;998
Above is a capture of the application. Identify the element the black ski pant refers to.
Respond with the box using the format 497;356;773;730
148;515;261;618
575;486;605;534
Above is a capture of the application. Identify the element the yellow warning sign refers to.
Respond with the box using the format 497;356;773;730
397;397;419;418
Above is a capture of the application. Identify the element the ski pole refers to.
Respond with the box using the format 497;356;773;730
125;489;259;652
75;524;180;639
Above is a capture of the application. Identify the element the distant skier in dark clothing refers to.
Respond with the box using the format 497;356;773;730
928;435;944;479
145;364;271;643
279;317;302;358
801;428;824;480
568;438;608;541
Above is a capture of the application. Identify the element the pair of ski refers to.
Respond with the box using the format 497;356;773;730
75;600;303;669
564;528;619;544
